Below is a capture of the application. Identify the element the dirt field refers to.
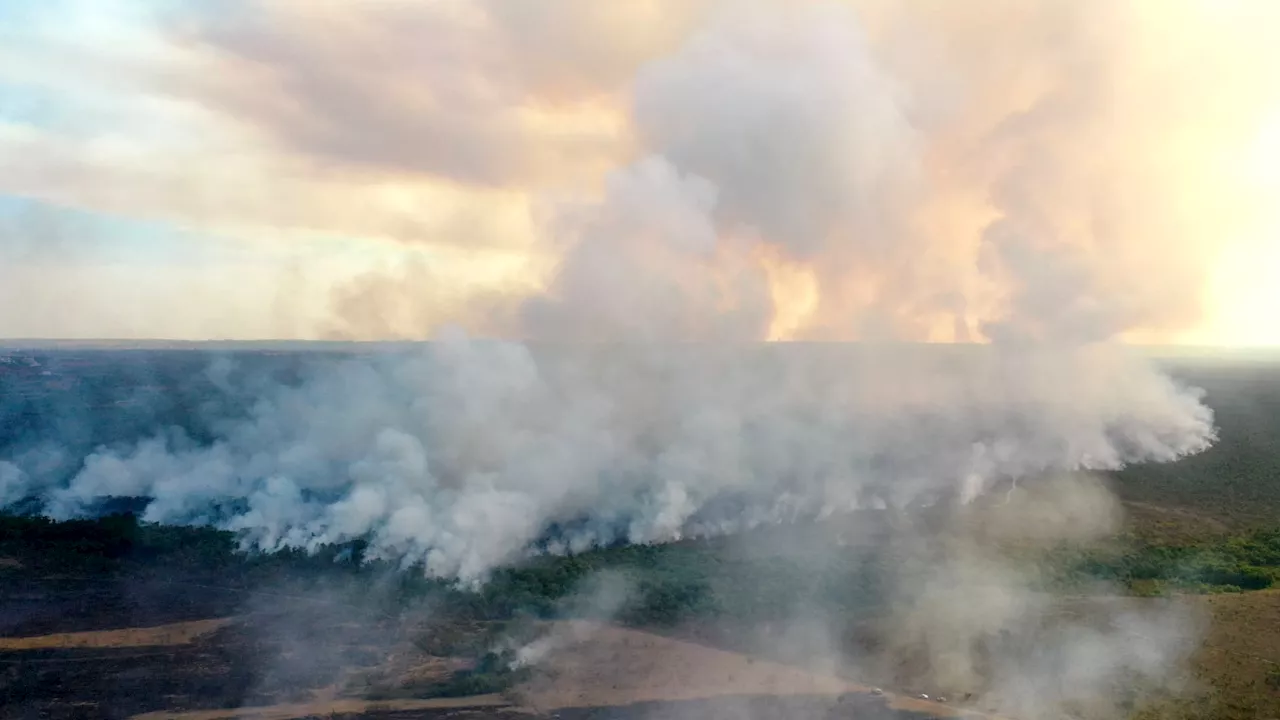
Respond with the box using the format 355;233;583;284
0;617;235;651
0;602;974;720
0;578;403;719
128;694;509;720
3;558;1276;719
0;563;1164;720
1179;589;1280;719
515;620;992;719
516;620;854;709
1120;501;1234;543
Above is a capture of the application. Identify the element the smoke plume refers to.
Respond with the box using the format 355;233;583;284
1;1;1235;716
13;338;1213;581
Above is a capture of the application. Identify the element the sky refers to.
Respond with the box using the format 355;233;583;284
1;0;1278;345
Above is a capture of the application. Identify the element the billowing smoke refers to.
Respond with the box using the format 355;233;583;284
5;0;1217;575
1;1;1228;715
8;338;1212;581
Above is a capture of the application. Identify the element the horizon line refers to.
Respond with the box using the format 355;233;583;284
2;337;1279;354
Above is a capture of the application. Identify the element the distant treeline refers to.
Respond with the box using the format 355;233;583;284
0;351;319;463
4;512;1280;635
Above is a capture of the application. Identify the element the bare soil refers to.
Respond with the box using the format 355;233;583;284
0;578;967;720
515;620;994;719
0;618;235;651
128;695;509;720
516;620;855;709
5;545;1275;719
1179;589;1280;719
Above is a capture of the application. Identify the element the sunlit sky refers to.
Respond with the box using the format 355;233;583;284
0;0;1278;345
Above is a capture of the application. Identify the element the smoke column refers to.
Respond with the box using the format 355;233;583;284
2;0;1219;582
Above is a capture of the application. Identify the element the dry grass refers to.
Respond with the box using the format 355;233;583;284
1199;590;1280;664
515;620;1005;718
344;649;472;699
1122;501;1232;543
128;695;509;720
1037;590;1280;719
0;617;236;651
1179;589;1280;719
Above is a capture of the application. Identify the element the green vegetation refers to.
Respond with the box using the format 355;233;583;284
6;509;1279;625
1048;529;1280;594
399;536;889;628
427;649;533;699
0;511;385;585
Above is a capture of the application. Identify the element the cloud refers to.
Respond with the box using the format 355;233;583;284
0;196;336;339
2;0;1278;341
165;0;652;187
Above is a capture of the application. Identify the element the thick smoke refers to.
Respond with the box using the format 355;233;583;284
20;3;1219;545
12;339;1212;582
2;2;1226;715
6;0;1218;582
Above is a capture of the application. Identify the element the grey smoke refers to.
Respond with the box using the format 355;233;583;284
869;474;1203;716
0;461;26;508
11;0;1218;585
509;570;637;671
520;157;774;342
25;339;1213;583
3;2;1224;715
632;1;919;259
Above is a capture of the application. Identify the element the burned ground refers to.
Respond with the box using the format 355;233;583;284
0;569;956;720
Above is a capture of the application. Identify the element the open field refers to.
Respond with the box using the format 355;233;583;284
4;504;1280;719
1177;590;1280;719
128;695;509;720
513;620;1009;719
4;560;1278;720
0;617;234;651
0;609;987;720
516;620;856;709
